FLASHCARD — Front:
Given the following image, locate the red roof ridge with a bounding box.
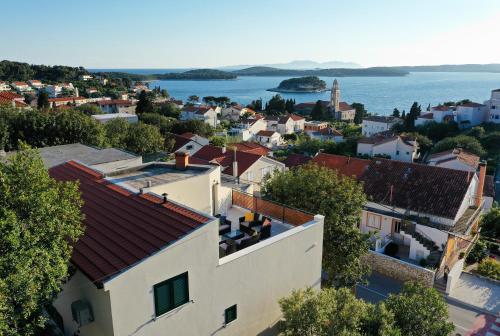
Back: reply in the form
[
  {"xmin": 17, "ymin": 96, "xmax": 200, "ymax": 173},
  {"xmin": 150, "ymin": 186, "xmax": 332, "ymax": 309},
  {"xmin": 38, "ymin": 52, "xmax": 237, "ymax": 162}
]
[{"xmin": 66, "ymin": 160, "xmax": 104, "ymax": 179}]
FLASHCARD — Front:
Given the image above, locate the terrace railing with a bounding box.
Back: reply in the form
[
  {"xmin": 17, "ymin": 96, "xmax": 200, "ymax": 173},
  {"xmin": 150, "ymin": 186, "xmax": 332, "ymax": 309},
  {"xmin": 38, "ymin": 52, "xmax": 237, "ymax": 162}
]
[{"xmin": 231, "ymin": 190, "xmax": 314, "ymax": 226}]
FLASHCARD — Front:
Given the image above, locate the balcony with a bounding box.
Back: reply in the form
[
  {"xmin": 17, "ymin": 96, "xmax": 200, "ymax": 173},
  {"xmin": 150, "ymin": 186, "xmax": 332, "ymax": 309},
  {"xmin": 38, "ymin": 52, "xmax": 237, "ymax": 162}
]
[{"xmin": 218, "ymin": 190, "xmax": 316, "ymax": 258}]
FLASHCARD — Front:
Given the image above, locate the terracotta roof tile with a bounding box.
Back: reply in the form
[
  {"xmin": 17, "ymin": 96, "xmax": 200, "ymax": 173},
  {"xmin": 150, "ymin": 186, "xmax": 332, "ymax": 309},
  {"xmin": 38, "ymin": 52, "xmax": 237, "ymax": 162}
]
[
  {"xmin": 257, "ymin": 130, "xmax": 277, "ymax": 137},
  {"xmin": 231, "ymin": 142, "xmax": 270, "ymax": 156},
  {"xmin": 49, "ymin": 161, "xmax": 208, "ymax": 285},
  {"xmin": 283, "ymin": 154, "xmax": 311, "ymax": 168},
  {"xmin": 193, "ymin": 145, "xmax": 262, "ymax": 176},
  {"xmin": 312, "ymin": 153, "xmax": 370, "ymax": 179}
]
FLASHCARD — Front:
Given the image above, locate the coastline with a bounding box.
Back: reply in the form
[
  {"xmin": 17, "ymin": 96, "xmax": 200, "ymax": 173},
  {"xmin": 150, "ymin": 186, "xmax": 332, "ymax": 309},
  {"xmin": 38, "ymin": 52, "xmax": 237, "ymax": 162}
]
[{"xmin": 267, "ymin": 87, "xmax": 329, "ymax": 93}]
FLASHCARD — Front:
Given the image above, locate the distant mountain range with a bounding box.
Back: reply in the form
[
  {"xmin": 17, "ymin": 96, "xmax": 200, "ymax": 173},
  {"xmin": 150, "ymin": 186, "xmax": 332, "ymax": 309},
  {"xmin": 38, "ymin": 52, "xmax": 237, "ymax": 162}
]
[
  {"xmin": 232, "ymin": 66, "xmax": 408, "ymax": 77},
  {"xmin": 218, "ymin": 60, "xmax": 361, "ymax": 71}
]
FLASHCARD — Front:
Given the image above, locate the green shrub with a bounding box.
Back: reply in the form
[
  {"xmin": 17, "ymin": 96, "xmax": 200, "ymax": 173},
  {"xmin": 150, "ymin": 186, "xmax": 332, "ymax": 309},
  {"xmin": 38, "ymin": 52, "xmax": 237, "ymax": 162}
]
[
  {"xmin": 467, "ymin": 240, "xmax": 489, "ymax": 264},
  {"xmin": 477, "ymin": 258, "xmax": 500, "ymax": 280}
]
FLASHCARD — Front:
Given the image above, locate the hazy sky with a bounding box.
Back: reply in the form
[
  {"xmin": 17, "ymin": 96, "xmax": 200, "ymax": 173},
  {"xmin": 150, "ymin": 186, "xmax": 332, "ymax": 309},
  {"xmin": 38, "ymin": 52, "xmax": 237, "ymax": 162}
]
[{"xmin": 2, "ymin": 0, "xmax": 500, "ymax": 68}]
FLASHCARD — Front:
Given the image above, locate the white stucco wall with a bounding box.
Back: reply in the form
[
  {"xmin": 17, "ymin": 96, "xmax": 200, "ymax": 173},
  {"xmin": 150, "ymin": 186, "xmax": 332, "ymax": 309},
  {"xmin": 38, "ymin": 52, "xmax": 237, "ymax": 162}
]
[{"xmin": 57, "ymin": 213, "xmax": 324, "ymax": 336}]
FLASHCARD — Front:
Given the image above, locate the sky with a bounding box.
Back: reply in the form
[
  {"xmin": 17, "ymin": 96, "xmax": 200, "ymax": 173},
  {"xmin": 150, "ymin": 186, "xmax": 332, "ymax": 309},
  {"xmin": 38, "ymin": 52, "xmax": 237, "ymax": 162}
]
[{"xmin": 2, "ymin": 0, "xmax": 500, "ymax": 68}]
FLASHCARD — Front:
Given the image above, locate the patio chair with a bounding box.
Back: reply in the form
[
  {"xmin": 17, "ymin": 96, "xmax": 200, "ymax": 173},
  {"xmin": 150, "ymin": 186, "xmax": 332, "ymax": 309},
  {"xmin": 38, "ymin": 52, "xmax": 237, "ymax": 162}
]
[
  {"xmin": 219, "ymin": 216, "xmax": 232, "ymax": 235},
  {"xmin": 239, "ymin": 222, "xmax": 256, "ymax": 236},
  {"xmin": 259, "ymin": 223, "xmax": 271, "ymax": 240},
  {"xmin": 219, "ymin": 240, "xmax": 237, "ymax": 257},
  {"xmin": 237, "ymin": 233, "xmax": 261, "ymax": 250}
]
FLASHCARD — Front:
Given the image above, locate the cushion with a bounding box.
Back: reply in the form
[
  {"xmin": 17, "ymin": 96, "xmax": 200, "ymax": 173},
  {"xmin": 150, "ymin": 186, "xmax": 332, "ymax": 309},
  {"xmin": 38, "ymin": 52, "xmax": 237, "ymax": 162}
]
[
  {"xmin": 262, "ymin": 218, "xmax": 272, "ymax": 226},
  {"xmin": 244, "ymin": 212, "xmax": 254, "ymax": 222}
]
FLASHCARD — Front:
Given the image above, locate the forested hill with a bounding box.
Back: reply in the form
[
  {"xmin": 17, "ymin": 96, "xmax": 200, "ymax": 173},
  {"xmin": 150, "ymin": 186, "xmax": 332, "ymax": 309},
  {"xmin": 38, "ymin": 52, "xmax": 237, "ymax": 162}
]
[
  {"xmin": 391, "ymin": 64, "xmax": 500, "ymax": 73},
  {"xmin": 0, "ymin": 60, "xmax": 89, "ymax": 82},
  {"xmin": 233, "ymin": 66, "xmax": 409, "ymax": 77}
]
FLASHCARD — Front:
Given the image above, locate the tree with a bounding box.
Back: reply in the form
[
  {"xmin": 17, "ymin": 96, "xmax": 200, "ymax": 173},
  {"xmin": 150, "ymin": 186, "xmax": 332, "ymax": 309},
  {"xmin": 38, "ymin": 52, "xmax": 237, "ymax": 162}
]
[
  {"xmin": 278, "ymin": 287, "xmax": 400, "ymax": 336},
  {"xmin": 401, "ymin": 132, "xmax": 432, "ymax": 154},
  {"xmin": 170, "ymin": 119, "xmax": 214, "ymax": 138},
  {"xmin": 285, "ymin": 98, "xmax": 295, "ymax": 113},
  {"xmin": 248, "ymin": 98, "xmax": 263, "ymax": 111},
  {"xmin": 466, "ymin": 240, "xmax": 489, "ymax": 264},
  {"xmin": 477, "ymin": 258, "xmax": 500, "ymax": 280},
  {"xmin": 415, "ymin": 121, "xmax": 459, "ymax": 142},
  {"xmin": 352, "ymin": 102, "xmax": 368, "ymax": 125},
  {"xmin": 157, "ymin": 103, "xmax": 181, "ymax": 119},
  {"xmin": 125, "ymin": 122, "xmax": 165, "ymax": 155},
  {"xmin": 188, "ymin": 95, "xmax": 199, "ymax": 104},
  {"xmin": 386, "ymin": 282, "xmax": 454, "ymax": 336},
  {"xmin": 311, "ymin": 100, "xmax": 327, "ymax": 121},
  {"xmin": 50, "ymin": 110, "xmax": 106, "ymax": 147},
  {"xmin": 37, "ymin": 91, "xmax": 49, "ymax": 110},
  {"xmin": 136, "ymin": 90, "xmax": 154, "ymax": 114},
  {"xmin": 432, "ymin": 135, "xmax": 486, "ymax": 156},
  {"xmin": 104, "ymin": 118, "xmax": 130, "ymax": 148},
  {"xmin": 265, "ymin": 94, "xmax": 286, "ymax": 115},
  {"xmin": 403, "ymin": 102, "xmax": 421, "ymax": 130},
  {"xmin": 392, "ymin": 108, "xmax": 400, "ymax": 118},
  {"xmin": 262, "ymin": 164, "xmax": 369, "ymax": 287},
  {"xmin": 0, "ymin": 119, "xmax": 8, "ymax": 151},
  {"xmin": 0, "ymin": 147, "xmax": 83, "ymax": 335},
  {"xmin": 210, "ymin": 136, "xmax": 226, "ymax": 147},
  {"xmin": 139, "ymin": 113, "xmax": 177, "ymax": 135},
  {"xmin": 480, "ymin": 208, "xmax": 500, "ymax": 239}
]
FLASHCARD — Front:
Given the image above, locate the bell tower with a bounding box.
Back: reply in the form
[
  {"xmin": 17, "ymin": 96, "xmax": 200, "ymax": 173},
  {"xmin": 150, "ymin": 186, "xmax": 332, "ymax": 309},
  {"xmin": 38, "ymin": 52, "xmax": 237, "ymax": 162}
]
[{"xmin": 330, "ymin": 79, "xmax": 340, "ymax": 112}]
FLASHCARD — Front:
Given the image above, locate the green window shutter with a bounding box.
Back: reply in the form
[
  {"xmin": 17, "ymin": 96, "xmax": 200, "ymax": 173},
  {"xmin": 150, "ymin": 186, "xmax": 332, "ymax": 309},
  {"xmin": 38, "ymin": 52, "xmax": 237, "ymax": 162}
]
[
  {"xmin": 172, "ymin": 275, "xmax": 188, "ymax": 307},
  {"xmin": 154, "ymin": 272, "xmax": 189, "ymax": 317},
  {"xmin": 154, "ymin": 283, "xmax": 171, "ymax": 316},
  {"xmin": 225, "ymin": 304, "xmax": 237, "ymax": 324}
]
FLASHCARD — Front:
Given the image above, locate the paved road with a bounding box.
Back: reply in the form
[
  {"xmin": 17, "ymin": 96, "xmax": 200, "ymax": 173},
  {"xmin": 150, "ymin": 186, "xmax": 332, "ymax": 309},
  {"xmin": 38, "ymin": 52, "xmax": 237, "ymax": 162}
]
[{"xmin": 355, "ymin": 272, "xmax": 499, "ymax": 335}]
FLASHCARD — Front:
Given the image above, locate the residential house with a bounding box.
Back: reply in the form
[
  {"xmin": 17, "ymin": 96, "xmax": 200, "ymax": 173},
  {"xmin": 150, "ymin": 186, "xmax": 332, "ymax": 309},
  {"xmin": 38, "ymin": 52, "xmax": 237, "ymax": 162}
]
[
  {"xmin": 44, "ymin": 84, "xmax": 63, "ymax": 98},
  {"xmin": 256, "ymin": 130, "xmax": 282, "ymax": 148},
  {"xmin": 361, "ymin": 116, "xmax": 401, "ymax": 137},
  {"xmin": 172, "ymin": 133, "xmax": 210, "ymax": 156},
  {"xmin": 307, "ymin": 127, "xmax": 344, "ymax": 143},
  {"xmin": 229, "ymin": 116, "xmax": 267, "ymax": 141},
  {"xmin": 50, "ymin": 158, "xmax": 323, "ymax": 336},
  {"xmin": 193, "ymin": 145, "xmax": 285, "ymax": 190},
  {"xmin": 79, "ymin": 74, "xmax": 93, "ymax": 81},
  {"xmin": 28, "ymin": 79, "xmax": 43, "ymax": 89},
  {"xmin": 277, "ymin": 114, "xmax": 305, "ymax": 134},
  {"xmin": 97, "ymin": 99, "xmax": 136, "ymax": 114},
  {"xmin": 486, "ymin": 89, "xmax": 500, "ymax": 123},
  {"xmin": 428, "ymin": 148, "xmax": 479, "ymax": 173},
  {"xmin": 180, "ymin": 105, "xmax": 220, "ymax": 127},
  {"xmin": 91, "ymin": 113, "xmax": 139, "ymax": 124},
  {"xmin": 11, "ymin": 81, "xmax": 31, "ymax": 92},
  {"xmin": 312, "ymin": 153, "xmax": 486, "ymax": 290},
  {"xmin": 86, "ymin": 88, "xmax": 98, "ymax": 95},
  {"xmin": 304, "ymin": 121, "xmax": 328, "ymax": 132},
  {"xmin": 230, "ymin": 142, "xmax": 271, "ymax": 156},
  {"xmin": 0, "ymin": 91, "xmax": 29, "ymax": 108},
  {"xmin": 415, "ymin": 105, "xmax": 455, "ymax": 127},
  {"xmin": 48, "ymin": 96, "xmax": 87, "ymax": 108},
  {"xmin": 38, "ymin": 143, "xmax": 142, "ymax": 173},
  {"xmin": 455, "ymin": 102, "xmax": 488, "ymax": 128},
  {"xmin": 357, "ymin": 132, "xmax": 419, "ymax": 162},
  {"xmin": 169, "ymin": 99, "xmax": 184, "ymax": 109},
  {"xmin": 0, "ymin": 81, "xmax": 11, "ymax": 91},
  {"xmin": 221, "ymin": 105, "xmax": 255, "ymax": 121}
]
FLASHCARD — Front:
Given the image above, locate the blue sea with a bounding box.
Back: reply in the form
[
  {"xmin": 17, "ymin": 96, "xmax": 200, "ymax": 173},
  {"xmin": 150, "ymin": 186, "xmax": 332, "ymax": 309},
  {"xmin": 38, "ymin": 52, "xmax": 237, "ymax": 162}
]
[{"xmin": 90, "ymin": 70, "xmax": 500, "ymax": 114}]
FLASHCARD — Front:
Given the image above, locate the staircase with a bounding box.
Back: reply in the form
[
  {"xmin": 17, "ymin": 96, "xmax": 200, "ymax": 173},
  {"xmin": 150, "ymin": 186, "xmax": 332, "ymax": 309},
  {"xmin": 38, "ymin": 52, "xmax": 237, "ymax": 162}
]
[
  {"xmin": 433, "ymin": 277, "xmax": 447, "ymax": 294},
  {"xmin": 409, "ymin": 230, "xmax": 439, "ymax": 252}
]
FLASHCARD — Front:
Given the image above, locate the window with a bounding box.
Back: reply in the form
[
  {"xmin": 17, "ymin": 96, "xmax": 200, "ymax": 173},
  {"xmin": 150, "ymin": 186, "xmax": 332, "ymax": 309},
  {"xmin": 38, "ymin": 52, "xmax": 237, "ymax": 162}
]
[
  {"xmin": 366, "ymin": 212, "xmax": 382, "ymax": 229},
  {"xmin": 392, "ymin": 219, "xmax": 401, "ymax": 233},
  {"xmin": 247, "ymin": 171, "xmax": 254, "ymax": 181},
  {"xmin": 396, "ymin": 150, "xmax": 400, "ymax": 155},
  {"xmin": 186, "ymin": 145, "xmax": 193, "ymax": 150},
  {"xmin": 154, "ymin": 272, "xmax": 189, "ymax": 316},
  {"xmin": 225, "ymin": 305, "xmax": 237, "ymax": 325},
  {"xmin": 406, "ymin": 152, "xmax": 410, "ymax": 155}
]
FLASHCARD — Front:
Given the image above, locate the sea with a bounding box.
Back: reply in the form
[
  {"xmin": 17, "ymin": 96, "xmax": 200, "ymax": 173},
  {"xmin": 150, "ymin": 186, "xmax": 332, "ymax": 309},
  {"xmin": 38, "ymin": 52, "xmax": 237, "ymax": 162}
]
[{"xmin": 90, "ymin": 70, "xmax": 500, "ymax": 114}]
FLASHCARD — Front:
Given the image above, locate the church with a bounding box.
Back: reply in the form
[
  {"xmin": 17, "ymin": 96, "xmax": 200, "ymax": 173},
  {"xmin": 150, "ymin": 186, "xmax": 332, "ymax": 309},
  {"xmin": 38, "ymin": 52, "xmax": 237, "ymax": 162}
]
[
  {"xmin": 328, "ymin": 79, "xmax": 356, "ymax": 122},
  {"xmin": 293, "ymin": 79, "xmax": 356, "ymax": 122}
]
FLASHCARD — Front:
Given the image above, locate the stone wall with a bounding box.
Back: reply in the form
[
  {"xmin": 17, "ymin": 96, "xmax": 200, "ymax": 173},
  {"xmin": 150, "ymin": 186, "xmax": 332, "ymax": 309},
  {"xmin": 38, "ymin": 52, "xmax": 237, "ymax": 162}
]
[{"xmin": 364, "ymin": 250, "xmax": 435, "ymax": 287}]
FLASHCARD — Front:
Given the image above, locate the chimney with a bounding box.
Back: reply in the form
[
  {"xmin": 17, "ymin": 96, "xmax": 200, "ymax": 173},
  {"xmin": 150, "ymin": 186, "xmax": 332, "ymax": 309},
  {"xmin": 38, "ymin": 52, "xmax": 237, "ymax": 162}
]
[
  {"xmin": 175, "ymin": 151, "xmax": 189, "ymax": 170},
  {"xmin": 232, "ymin": 147, "xmax": 238, "ymax": 178},
  {"xmin": 162, "ymin": 193, "xmax": 168, "ymax": 204},
  {"xmin": 221, "ymin": 146, "xmax": 226, "ymax": 154},
  {"xmin": 475, "ymin": 161, "xmax": 487, "ymax": 207}
]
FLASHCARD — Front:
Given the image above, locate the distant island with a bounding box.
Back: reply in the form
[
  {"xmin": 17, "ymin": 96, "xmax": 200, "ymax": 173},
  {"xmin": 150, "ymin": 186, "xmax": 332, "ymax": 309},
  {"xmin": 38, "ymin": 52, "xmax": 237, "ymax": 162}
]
[
  {"xmin": 94, "ymin": 68, "xmax": 237, "ymax": 81},
  {"xmin": 232, "ymin": 66, "xmax": 409, "ymax": 77},
  {"xmin": 268, "ymin": 76, "xmax": 328, "ymax": 93}
]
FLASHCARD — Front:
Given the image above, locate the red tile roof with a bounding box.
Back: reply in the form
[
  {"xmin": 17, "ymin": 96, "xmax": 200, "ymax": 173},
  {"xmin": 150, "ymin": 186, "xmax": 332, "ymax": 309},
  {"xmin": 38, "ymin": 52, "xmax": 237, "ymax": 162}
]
[
  {"xmin": 48, "ymin": 97, "xmax": 87, "ymax": 103},
  {"xmin": 13, "ymin": 81, "xmax": 28, "ymax": 86},
  {"xmin": 180, "ymin": 132, "xmax": 195, "ymax": 139},
  {"xmin": 183, "ymin": 105, "xmax": 211, "ymax": 114},
  {"xmin": 312, "ymin": 153, "xmax": 473, "ymax": 219},
  {"xmin": 430, "ymin": 148, "xmax": 480, "ymax": 169},
  {"xmin": 419, "ymin": 113, "xmax": 434, "ymax": 119},
  {"xmin": 312, "ymin": 153, "xmax": 370, "ymax": 179},
  {"xmin": 193, "ymin": 145, "xmax": 263, "ymax": 176},
  {"xmin": 0, "ymin": 91, "xmax": 23, "ymax": 100},
  {"xmin": 290, "ymin": 113, "xmax": 305, "ymax": 121},
  {"xmin": 294, "ymin": 102, "xmax": 316, "ymax": 110},
  {"xmin": 0, "ymin": 97, "xmax": 27, "ymax": 107},
  {"xmin": 231, "ymin": 142, "xmax": 271, "ymax": 156},
  {"xmin": 283, "ymin": 154, "xmax": 311, "ymax": 168},
  {"xmin": 49, "ymin": 161, "xmax": 209, "ymax": 285},
  {"xmin": 459, "ymin": 102, "xmax": 485, "ymax": 108},
  {"xmin": 172, "ymin": 134, "xmax": 193, "ymax": 152},
  {"xmin": 338, "ymin": 102, "xmax": 353, "ymax": 111}
]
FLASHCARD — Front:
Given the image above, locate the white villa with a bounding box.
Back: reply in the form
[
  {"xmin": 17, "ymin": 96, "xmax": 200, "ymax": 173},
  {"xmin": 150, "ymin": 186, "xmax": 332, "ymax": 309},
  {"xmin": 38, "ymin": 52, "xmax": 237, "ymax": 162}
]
[
  {"xmin": 357, "ymin": 132, "xmax": 419, "ymax": 162},
  {"xmin": 50, "ymin": 155, "xmax": 323, "ymax": 336},
  {"xmin": 180, "ymin": 105, "xmax": 220, "ymax": 127},
  {"xmin": 256, "ymin": 130, "xmax": 282, "ymax": 148},
  {"xmin": 361, "ymin": 116, "xmax": 401, "ymax": 137},
  {"xmin": 485, "ymin": 88, "xmax": 500, "ymax": 123}
]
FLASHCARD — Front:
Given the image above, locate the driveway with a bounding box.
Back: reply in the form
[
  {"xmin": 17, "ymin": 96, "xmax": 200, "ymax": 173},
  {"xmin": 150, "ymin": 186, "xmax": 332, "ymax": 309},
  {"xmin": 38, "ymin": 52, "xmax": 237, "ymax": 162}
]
[{"xmin": 450, "ymin": 272, "xmax": 500, "ymax": 315}]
